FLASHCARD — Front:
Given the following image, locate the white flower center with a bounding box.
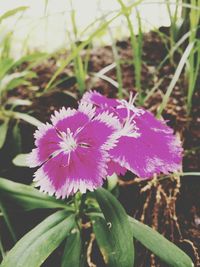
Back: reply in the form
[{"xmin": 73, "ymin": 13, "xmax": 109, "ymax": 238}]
[{"xmin": 59, "ymin": 128, "xmax": 77, "ymax": 153}]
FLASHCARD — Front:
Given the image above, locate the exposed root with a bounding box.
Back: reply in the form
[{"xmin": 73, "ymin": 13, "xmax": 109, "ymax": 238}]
[
  {"xmin": 180, "ymin": 239, "xmax": 200, "ymax": 267},
  {"xmin": 87, "ymin": 233, "xmax": 96, "ymax": 267},
  {"xmin": 137, "ymin": 174, "xmax": 184, "ymax": 266},
  {"xmin": 118, "ymin": 177, "xmax": 141, "ymax": 186},
  {"xmin": 150, "ymin": 253, "xmax": 156, "ymax": 267}
]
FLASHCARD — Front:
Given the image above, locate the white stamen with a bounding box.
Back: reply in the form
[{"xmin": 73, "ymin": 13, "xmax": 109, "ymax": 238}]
[
  {"xmin": 115, "ymin": 93, "xmax": 145, "ymax": 138},
  {"xmin": 59, "ymin": 128, "xmax": 77, "ymax": 153},
  {"xmin": 117, "ymin": 92, "xmax": 144, "ymax": 117}
]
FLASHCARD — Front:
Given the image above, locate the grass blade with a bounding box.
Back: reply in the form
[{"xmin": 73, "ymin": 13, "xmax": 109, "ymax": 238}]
[
  {"xmin": 1, "ymin": 212, "xmax": 75, "ymax": 267},
  {"xmin": 0, "ymin": 200, "xmax": 17, "ymax": 243},
  {"xmin": 0, "ymin": 6, "xmax": 28, "ymax": 24},
  {"xmin": 61, "ymin": 229, "xmax": 82, "ymax": 267},
  {"xmin": 94, "ymin": 188, "xmax": 134, "ymax": 267},
  {"xmin": 0, "ymin": 178, "xmax": 72, "ymax": 211},
  {"xmin": 0, "ymin": 119, "xmax": 9, "ymax": 150},
  {"xmin": 129, "ymin": 216, "xmax": 194, "ymax": 267},
  {"xmin": 157, "ymin": 42, "xmax": 194, "ymax": 118}
]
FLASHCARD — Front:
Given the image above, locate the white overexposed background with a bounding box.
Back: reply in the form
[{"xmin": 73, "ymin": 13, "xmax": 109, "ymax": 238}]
[{"xmin": 0, "ymin": 0, "xmax": 179, "ymax": 58}]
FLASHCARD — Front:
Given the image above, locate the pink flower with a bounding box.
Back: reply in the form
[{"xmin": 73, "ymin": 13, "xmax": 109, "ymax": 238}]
[
  {"xmin": 27, "ymin": 102, "xmax": 122, "ymax": 198},
  {"xmin": 81, "ymin": 90, "xmax": 183, "ymax": 178},
  {"xmin": 28, "ymin": 90, "xmax": 182, "ymax": 198}
]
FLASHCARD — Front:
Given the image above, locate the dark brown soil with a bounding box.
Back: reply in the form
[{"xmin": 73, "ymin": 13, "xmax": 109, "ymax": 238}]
[{"xmin": 1, "ymin": 30, "xmax": 200, "ymax": 267}]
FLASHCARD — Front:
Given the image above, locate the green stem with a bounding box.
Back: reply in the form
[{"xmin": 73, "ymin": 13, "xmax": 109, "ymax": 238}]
[
  {"xmin": 79, "ymin": 193, "xmax": 87, "ymax": 215},
  {"xmin": 0, "ymin": 200, "xmax": 17, "ymax": 243},
  {"xmin": 117, "ymin": 0, "xmax": 142, "ymax": 103},
  {"xmin": 0, "ymin": 232, "xmax": 5, "ymax": 259}
]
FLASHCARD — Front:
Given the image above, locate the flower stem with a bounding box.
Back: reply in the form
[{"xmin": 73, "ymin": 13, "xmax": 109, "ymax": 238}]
[
  {"xmin": 0, "ymin": 232, "xmax": 5, "ymax": 259},
  {"xmin": 0, "ymin": 201, "xmax": 17, "ymax": 243}
]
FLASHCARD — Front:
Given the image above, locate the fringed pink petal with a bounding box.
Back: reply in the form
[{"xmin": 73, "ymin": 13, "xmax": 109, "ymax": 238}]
[
  {"xmin": 81, "ymin": 90, "xmax": 119, "ymax": 108},
  {"xmin": 51, "ymin": 107, "xmax": 90, "ymax": 134},
  {"xmin": 34, "ymin": 147, "xmax": 108, "ymax": 198},
  {"xmin": 50, "ymin": 107, "xmax": 76, "ymax": 125},
  {"xmin": 109, "ymin": 110, "xmax": 183, "ymax": 178},
  {"xmin": 107, "ymin": 160, "xmax": 127, "ymax": 176},
  {"xmin": 77, "ymin": 111, "xmax": 121, "ymax": 150},
  {"xmin": 28, "ymin": 123, "xmax": 61, "ymax": 167}
]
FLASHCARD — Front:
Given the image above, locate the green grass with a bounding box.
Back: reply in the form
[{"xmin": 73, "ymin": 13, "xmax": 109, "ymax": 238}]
[
  {"xmin": 0, "ymin": 201, "xmax": 17, "ymax": 243},
  {"xmin": 44, "ymin": 0, "xmax": 144, "ymax": 93},
  {"xmin": 108, "ymin": 28, "xmax": 123, "ymax": 98},
  {"xmin": 163, "ymin": 0, "xmax": 200, "ymax": 113},
  {"xmin": 157, "ymin": 42, "xmax": 194, "ymax": 118},
  {"xmin": 69, "ymin": 1, "xmax": 87, "ymax": 94},
  {"xmin": 165, "ymin": 0, "xmax": 180, "ymax": 63},
  {"xmin": 116, "ymin": 0, "xmax": 143, "ymax": 103},
  {"xmin": 186, "ymin": 0, "xmax": 200, "ymax": 112}
]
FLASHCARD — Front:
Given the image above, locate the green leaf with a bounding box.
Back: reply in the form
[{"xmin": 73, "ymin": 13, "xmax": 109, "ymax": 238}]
[
  {"xmin": 0, "ymin": 120, "xmax": 9, "ymax": 149},
  {"xmin": 44, "ymin": 0, "xmax": 144, "ymax": 92},
  {"xmin": 61, "ymin": 229, "xmax": 82, "ymax": 267},
  {"xmin": 107, "ymin": 173, "xmax": 118, "ymax": 192},
  {"xmin": 0, "ymin": 58, "xmax": 14, "ymax": 79},
  {"xmin": 94, "ymin": 188, "xmax": 134, "ymax": 267},
  {"xmin": 0, "ymin": 178, "xmax": 72, "ymax": 211},
  {"xmin": 1, "ymin": 211, "xmax": 75, "ymax": 267},
  {"xmin": 0, "ymin": 200, "xmax": 17, "ymax": 243},
  {"xmin": 0, "ymin": 6, "xmax": 28, "ymax": 24},
  {"xmin": 13, "ymin": 52, "xmax": 48, "ymax": 69},
  {"xmin": 0, "ymin": 71, "xmax": 36, "ymax": 93},
  {"xmin": 157, "ymin": 42, "xmax": 194, "ymax": 117},
  {"xmin": 92, "ymin": 216, "xmax": 120, "ymax": 266},
  {"xmin": 7, "ymin": 98, "xmax": 32, "ymax": 107},
  {"xmin": 12, "ymin": 154, "xmax": 28, "ymax": 167},
  {"xmin": 129, "ymin": 217, "xmax": 194, "ymax": 267},
  {"xmin": 11, "ymin": 122, "xmax": 22, "ymax": 155},
  {"xmin": 12, "ymin": 112, "xmax": 42, "ymax": 127}
]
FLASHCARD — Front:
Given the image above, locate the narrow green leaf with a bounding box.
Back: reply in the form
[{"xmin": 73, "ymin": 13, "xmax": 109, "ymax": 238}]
[
  {"xmin": 12, "ymin": 154, "xmax": 28, "ymax": 167},
  {"xmin": 0, "ymin": 6, "xmax": 28, "ymax": 24},
  {"xmin": 94, "ymin": 188, "xmax": 134, "ymax": 267},
  {"xmin": 12, "ymin": 112, "xmax": 42, "ymax": 127},
  {"xmin": 0, "ymin": 58, "xmax": 14, "ymax": 79},
  {"xmin": 44, "ymin": 0, "xmax": 144, "ymax": 92},
  {"xmin": 0, "ymin": 71, "xmax": 36, "ymax": 93},
  {"xmin": 0, "ymin": 178, "xmax": 72, "ymax": 210},
  {"xmin": 0, "ymin": 120, "xmax": 9, "ymax": 149},
  {"xmin": 13, "ymin": 52, "xmax": 48, "ymax": 69},
  {"xmin": 129, "ymin": 217, "xmax": 194, "ymax": 267},
  {"xmin": 7, "ymin": 98, "xmax": 32, "ymax": 107},
  {"xmin": 0, "ymin": 200, "xmax": 17, "ymax": 243},
  {"xmin": 12, "ymin": 122, "xmax": 22, "ymax": 155},
  {"xmin": 92, "ymin": 216, "xmax": 120, "ymax": 266},
  {"xmin": 0, "ymin": 231, "xmax": 5, "ymax": 259},
  {"xmin": 157, "ymin": 42, "xmax": 194, "ymax": 117},
  {"xmin": 61, "ymin": 229, "xmax": 82, "ymax": 267},
  {"xmin": 107, "ymin": 173, "xmax": 118, "ymax": 191},
  {"xmin": 1, "ymin": 211, "xmax": 75, "ymax": 267}
]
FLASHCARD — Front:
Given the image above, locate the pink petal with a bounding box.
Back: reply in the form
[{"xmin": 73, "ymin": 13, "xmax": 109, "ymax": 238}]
[
  {"xmin": 27, "ymin": 123, "xmax": 61, "ymax": 167},
  {"xmin": 82, "ymin": 90, "xmax": 119, "ymax": 108},
  {"xmin": 51, "ymin": 106, "xmax": 91, "ymax": 133},
  {"xmin": 107, "ymin": 160, "xmax": 127, "ymax": 176},
  {"xmin": 34, "ymin": 146, "xmax": 108, "ymax": 198},
  {"xmin": 109, "ymin": 110, "xmax": 182, "ymax": 178},
  {"xmin": 77, "ymin": 111, "xmax": 121, "ymax": 150},
  {"xmin": 29, "ymin": 103, "xmax": 122, "ymax": 198}
]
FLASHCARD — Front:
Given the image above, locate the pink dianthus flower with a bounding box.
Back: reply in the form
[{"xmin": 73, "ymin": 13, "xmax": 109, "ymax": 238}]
[
  {"xmin": 81, "ymin": 90, "xmax": 183, "ymax": 178},
  {"xmin": 28, "ymin": 91, "xmax": 182, "ymax": 198},
  {"xmin": 27, "ymin": 102, "xmax": 123, "ymax": 198}
]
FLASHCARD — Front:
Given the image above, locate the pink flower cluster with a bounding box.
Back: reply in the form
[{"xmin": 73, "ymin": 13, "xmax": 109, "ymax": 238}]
[{"xmin": 27, "ymin": 91, "xmax": 182, "ymax": 198}]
